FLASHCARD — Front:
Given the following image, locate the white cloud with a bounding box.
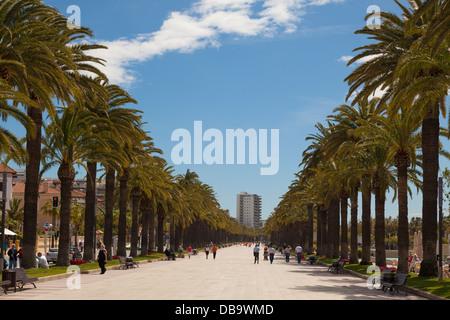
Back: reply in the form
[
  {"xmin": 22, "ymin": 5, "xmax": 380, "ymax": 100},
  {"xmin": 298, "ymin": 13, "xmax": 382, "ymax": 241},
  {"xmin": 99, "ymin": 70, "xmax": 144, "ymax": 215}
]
[
  {"xmin": 91, "ymin": 0, "xmax": 348, "ymax": 87},
  {"xmin": 338, "ymin": 54, "xmax": 383, "ymax": 65}
]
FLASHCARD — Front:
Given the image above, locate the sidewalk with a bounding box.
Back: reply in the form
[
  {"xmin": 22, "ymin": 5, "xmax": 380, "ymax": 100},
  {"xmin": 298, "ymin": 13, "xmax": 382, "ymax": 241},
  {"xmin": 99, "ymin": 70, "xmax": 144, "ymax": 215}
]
[{"xmin": 0, "ymin": 245, "xmax": 428, "ymax": 300}]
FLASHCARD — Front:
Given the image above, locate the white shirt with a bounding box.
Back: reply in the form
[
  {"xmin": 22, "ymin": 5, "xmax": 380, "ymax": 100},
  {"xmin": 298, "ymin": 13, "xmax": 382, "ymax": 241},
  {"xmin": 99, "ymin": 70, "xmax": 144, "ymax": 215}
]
[
  {"xmin": 38, "ymin": 255, "xmax": 49, "ymax": 269},
  {"xmin": 295, "ymin": 246, "xmax": 303, "ymax": 253},
  {"xmin": 268, "ymin": 247, "xmax": 276, "ymax": 254}
]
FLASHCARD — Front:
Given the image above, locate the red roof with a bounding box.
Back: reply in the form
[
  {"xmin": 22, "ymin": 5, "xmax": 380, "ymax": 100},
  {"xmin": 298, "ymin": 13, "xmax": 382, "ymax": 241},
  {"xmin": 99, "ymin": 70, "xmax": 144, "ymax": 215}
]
[{"xmin": 0, "ymin": 164, "xmax": 17, "ymax": 178}]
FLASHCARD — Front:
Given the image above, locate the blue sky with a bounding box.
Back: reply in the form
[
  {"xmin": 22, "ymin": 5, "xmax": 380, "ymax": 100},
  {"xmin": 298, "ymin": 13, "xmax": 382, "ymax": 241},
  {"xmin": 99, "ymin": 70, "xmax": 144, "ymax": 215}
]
[{"xmin": 11, "ymin": 0, "xmax": 449, "ymax": 221}]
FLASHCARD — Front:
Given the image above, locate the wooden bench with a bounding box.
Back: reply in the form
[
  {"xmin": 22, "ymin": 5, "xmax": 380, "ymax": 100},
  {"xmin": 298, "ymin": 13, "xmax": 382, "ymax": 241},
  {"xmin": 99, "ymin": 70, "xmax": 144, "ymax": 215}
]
[
  {"xmin": 126, "ymin": 257, "xmax": 139, "ymax": 268},
  {"xmin": 0, "ymin": 280, "xmax": 11, "ymax": 294},
  {"xmin": 15, "ymin": 268, "xmax": 38, "ymax": 290}
]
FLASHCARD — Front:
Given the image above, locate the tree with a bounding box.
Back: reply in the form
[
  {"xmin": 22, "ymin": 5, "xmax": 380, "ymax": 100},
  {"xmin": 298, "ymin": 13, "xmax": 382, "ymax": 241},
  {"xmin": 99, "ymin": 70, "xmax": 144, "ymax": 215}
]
[{"xmin": 41, "ymin": 108, "xmax": 109, "ymax": 266}]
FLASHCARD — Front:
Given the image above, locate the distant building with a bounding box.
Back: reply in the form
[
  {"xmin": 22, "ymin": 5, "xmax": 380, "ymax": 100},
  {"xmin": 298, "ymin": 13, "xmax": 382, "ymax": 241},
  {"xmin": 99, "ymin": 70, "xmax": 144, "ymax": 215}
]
[{"xmin": 236, "ymin": 192, "xmax": 262, "ymax": 228}]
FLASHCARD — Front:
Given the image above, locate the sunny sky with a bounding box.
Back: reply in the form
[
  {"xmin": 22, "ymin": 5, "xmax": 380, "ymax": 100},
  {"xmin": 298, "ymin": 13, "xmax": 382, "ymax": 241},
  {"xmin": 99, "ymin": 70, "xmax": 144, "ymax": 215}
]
[{"xmin": 10, "ymin": 0, "xmax": 449, "ymax": 221}]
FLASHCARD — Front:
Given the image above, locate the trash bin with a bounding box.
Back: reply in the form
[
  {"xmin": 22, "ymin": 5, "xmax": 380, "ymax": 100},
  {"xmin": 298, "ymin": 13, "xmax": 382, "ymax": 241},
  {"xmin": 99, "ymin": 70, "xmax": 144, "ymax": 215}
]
[{"xmin": 2, "ymin": 269, "xmax": 16, "ymax": 293}]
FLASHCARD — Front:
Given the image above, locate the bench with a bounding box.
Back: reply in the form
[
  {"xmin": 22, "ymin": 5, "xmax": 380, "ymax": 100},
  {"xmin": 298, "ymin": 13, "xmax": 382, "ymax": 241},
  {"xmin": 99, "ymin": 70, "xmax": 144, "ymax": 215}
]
[
  {"xmin": 164, "ymin": 250, "xmax": 176, "ymax": 261},
  {"xmin": 15, "ymin": 268, "xmax": 38, "ymax": 290},
  {"xmin": 307, "ymin": 256, "xmax": 318, "ymax": 264},
  {"xmin": 328, "ymin": 260, "xmax": 345, "ymax": 273},
  {"xmin": 0, "ymin": 280, "xmax": 11, "ymax": 294},
  {"xmin": 382, "ymin": 273, "xmax": 410, "ymax": 295},
  {"xmin": 126, "ymin": 257, "xmax": 139, "ymax": 268},
  {"xmin": 118, "ymin": 256, "xmax": 139, "ymax": 269}
]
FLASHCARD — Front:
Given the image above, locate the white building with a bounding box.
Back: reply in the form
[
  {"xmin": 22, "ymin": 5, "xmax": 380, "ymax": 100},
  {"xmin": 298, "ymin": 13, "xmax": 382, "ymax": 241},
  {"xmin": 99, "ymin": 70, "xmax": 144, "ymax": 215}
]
[{"xmin": 236, "ymin": 192, "xmax": 262, "ymax": 228}]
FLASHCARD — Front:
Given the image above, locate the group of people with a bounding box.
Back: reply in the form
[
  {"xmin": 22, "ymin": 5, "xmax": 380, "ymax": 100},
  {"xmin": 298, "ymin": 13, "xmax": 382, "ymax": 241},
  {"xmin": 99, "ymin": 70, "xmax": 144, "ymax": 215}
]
[
  {"xmin": 252, "ymin": 243, "xmax": 303, "ymax": 264},
  {"xmin": 2, "ymin": 244, "xmax": 50, "ymax": 270}
]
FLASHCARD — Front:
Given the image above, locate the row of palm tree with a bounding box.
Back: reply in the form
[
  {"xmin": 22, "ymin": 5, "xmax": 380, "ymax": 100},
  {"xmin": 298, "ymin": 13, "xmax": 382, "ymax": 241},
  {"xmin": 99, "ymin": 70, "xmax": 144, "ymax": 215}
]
[
  {"xmin": 265, "ymin": 0, "xmax": 448, "ymax": 277},
  {"xmin": 0, "ymin": 0, "xmax": 254, "ymax": 268}
]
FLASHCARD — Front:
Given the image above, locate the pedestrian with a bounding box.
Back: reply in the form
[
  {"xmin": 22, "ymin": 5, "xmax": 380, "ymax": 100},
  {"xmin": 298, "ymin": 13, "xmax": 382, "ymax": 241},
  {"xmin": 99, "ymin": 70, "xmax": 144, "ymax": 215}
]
[
  {"xmin": 268, "ymin": 246, "xmax": 276, "ymax": 264},
  {"xmin": 79, "ymin": 241, "xmax": 83, "ymax": 252},
  {"xmin": 7, "ymin": 244, "xmax": 18, "ymax": 269},
  {"xmin": 285, "ymin": 245, "xmax": 291, "ymax": 262},
  {"xmin": 253, "ymin": 244, "xmax": 260, "ymax": 264},
  {"xmin": 295, "ymin": 244, "xmax": 303, "ymax": 264},
  {"xmin": 205, "ymin": 245, "xmax": 210, "ymax": 259},
  {"xmin": 97, "ymin": 243, "xmax": 107, "ymax": 274},
  {"xmin": 212, "ymin": 245, "xmax": 218, "ymax": 259},
  {"xmin": 17, "ymin": 247, "xmax": 22, "ymax": 268},
  {"xmin": 187, "ymin": 245, "xmax": 192, "ymax": 259},
  {"xmin": 37, "ymin": 252, "xmax": 49, "ymax": 269},
  {"xmin": 263, "ymin": 246, "xmax": 268, "ymax": 260}
]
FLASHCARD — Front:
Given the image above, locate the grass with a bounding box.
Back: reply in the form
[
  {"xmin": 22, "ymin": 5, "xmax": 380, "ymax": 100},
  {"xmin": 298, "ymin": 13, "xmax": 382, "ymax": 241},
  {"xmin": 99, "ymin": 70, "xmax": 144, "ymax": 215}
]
[
  {"xmin": 24, "ymin": 252, "xmax": 166, "ymax": 278},
  {"xmin": 314, "ymin": 256, "xmax": 450, "ymax": 300}
]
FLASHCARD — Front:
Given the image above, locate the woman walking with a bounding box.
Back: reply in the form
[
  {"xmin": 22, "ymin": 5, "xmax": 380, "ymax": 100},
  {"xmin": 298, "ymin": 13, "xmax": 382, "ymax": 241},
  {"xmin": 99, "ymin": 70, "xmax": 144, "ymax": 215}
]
[
  {"xmin": 97, "ymin": 244, "xmax": 107, "ymax": 274},
  {"xmin": 205, "ymin": 245, "xmax": 210, "ymax": 259}
]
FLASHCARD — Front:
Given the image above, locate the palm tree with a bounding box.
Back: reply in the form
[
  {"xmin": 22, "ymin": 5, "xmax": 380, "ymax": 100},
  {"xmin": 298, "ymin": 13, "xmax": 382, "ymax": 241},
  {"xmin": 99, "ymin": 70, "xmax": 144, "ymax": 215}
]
[
  {"xmin": 0, "ymin": 0, "xmax": 107, "ymax": 268},
  {"xmin": 41, "ymin": 107, "xmax": 109, "ymax": 266},
  {"xmin": 369, "ymin": 107, "xmax": 422, "ymax": 273},
  {"xmin": 346, "ymin": 0, "xmax": 448, "ymax": 276}
]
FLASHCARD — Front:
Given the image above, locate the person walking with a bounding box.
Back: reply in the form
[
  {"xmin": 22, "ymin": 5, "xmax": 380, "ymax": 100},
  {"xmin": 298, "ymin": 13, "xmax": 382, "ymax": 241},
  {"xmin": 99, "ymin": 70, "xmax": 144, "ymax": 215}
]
[
  {"xmin": 212, "ymin": 245, "xmax": 218, "ymax": 259},
  {"xmin": 268, "ymin": 246, "xmax": 276, "ymax": 264},
  {"xmin": 187, "ymin": 245, "xmax": 193, "ymax": 259},
  {"xmin": 205, "ymin": 245, "xmax": 210, "ymax": 259},
  {"xmin": 295, "ymin": 244, "xmax": 303, "ymax": 264},
  {"xmin": 285, "ymin": 245, "xmax": 291, "ymax": 262},
  {"xmin": 7, "ymin": 244, "xmax": 18, "ymax": 269},
  {"xmin": 97, "ymin": 243, "xmax": 107, "ymax": 274},
  {"xmin": 253, "ymin": 244, "xmax": 260, "ymax": 264}
]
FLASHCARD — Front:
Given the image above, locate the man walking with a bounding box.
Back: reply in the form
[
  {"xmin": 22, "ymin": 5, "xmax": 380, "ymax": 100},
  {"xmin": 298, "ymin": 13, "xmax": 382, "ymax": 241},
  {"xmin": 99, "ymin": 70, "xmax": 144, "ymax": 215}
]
[
  {"xmin": 253, "ymin": 244, "xmax": 260, "ymax": 264},
  {"xmin": 295, "ymin": 244, "xmax": 303, "ymax": 264},
  {"xmin": 268, "ymin": 246, "xmax": 276, "ymax": 264}
]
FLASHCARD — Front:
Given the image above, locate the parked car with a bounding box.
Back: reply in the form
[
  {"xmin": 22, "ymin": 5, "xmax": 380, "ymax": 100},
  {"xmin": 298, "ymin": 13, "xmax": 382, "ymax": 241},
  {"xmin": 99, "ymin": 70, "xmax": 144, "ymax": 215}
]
[
  {"xmin": 46, "ymin": 247, "xmax": 83, "ymax": 263},
  {"xmin": 46, "ymin": 248, "xmax": 58, "ymax": 263}
]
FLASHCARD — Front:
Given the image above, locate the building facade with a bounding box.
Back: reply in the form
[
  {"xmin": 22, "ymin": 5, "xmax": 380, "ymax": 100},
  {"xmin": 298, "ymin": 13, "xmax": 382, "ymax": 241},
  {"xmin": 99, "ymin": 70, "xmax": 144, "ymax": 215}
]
[{"xmin": 236, "ymin": 192, "xmax": 262, "ymax": 228}]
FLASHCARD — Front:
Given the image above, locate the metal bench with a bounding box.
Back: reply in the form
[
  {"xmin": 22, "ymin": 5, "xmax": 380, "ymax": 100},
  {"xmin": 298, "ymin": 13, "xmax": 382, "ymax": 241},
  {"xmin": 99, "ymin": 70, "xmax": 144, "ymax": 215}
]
[
  {"xmin": 15, "ymin": 268, "xmax": 38, "ymax": 290},
  {"xmin": 0, "ymin": 280, "xmax": 11, "ymax": 294},
  {"xmin": 382, "ymin": 273, "xmax": 410, "ymax": 295}
]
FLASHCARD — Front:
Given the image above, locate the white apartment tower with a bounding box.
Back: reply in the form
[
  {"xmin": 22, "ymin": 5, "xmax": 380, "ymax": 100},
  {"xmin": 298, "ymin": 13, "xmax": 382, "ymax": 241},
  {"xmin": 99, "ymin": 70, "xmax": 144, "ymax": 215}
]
[{"xmin": 236, "ymin": 192, "xmax": 262, "ymax": 228}]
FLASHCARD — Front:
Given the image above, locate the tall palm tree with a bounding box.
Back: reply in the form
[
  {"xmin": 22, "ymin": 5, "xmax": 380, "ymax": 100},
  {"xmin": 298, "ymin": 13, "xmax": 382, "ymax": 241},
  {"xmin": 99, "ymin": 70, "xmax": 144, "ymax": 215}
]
[
  {"xmin": 41, "ymin": 107, "xmax": 109, "ymax": 266},
  {"xmin": 0, "ymin": 0, "xmax": 107, "ymax": 268},
  {"xmin": 345, "ymin": 0, "xmax": 448, "ymax": 276}
]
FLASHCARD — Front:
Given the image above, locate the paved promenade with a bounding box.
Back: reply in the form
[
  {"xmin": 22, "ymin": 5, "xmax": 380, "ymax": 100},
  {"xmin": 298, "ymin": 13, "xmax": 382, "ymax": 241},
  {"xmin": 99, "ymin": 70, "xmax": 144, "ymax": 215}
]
[{"xmin": 1, "ymin": 245, "xmax": 426, "ymax": 300}]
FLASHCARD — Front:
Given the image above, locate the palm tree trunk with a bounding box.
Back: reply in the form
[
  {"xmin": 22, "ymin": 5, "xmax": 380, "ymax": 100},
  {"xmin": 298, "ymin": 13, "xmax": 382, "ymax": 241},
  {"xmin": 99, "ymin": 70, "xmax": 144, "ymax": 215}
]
[
  {"xmin": 157, "ymin": 206, "xmax": 165, "ymax": 253},
  {"xmin": 140, "ymin": 194, "xmax": 150, "ymax": 256},
  {"xmin": 83, "ymin": 161, "xmax": 97, "ymax": 261},
  {"xmin": 148, "ymin": 204, "xmax": 156, "ymax": 252},
  {"xmin": 374, "ymin": 187, "xmax": 386, "ymax": 267},
  {"xmin": 420, "ymin": 107, "xmax": 439, "ymax": 277},
  {"xmin": 350, "ymin": 185, "xmax": 359, "ymax": 264},
  {"xmin": 397, "ymin": 165, "xmax": 409, "ymax": 273},
  {"xmin": 130, "ymin": 187, "xmax": 141, "ymax": 257},
  {"xmin": 22, "ymin": 104, "xmax": 42, "ymax": 269},
  {"xmin": 103, "ymin": 166, "xmax": 115, "ymax": 259},
  {"xmin": 360, "ymin": 183, "xmax": 371, "ymax": 265},
  {"xmin": 117, "ymin": 168, "xmax": 129, "ymax": 257},
  {"xmin": 340, "ymin": 194, "xmax": 349, "ymax": 260},
  {"xmin": 307, "ymin": 204, "xmax": 314, "ymax": 253},
  {"xmin": 320, "ymin": 206, "xmax": 328, "ymax": 256},
  {"xmin": 56, "ymin": 163, "xmax": 75, "ymax": 267},
  {"xmin": 316, "ymin": 206, "xmax": 322, "ymax": 255}
]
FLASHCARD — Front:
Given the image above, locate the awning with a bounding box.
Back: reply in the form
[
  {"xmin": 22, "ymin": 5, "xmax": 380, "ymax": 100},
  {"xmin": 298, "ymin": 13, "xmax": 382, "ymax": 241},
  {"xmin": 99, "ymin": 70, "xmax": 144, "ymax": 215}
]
[{"xmin": 0, "ymin": 228, "xmax": 17, "ymax": 236}]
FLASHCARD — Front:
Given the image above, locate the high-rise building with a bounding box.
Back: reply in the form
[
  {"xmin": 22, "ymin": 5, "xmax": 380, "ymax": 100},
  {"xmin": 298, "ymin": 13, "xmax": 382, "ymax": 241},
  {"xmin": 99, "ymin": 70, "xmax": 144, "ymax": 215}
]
[{"xmin": 236, "ymin": 192, "xmax": 262, "ymax": 228}]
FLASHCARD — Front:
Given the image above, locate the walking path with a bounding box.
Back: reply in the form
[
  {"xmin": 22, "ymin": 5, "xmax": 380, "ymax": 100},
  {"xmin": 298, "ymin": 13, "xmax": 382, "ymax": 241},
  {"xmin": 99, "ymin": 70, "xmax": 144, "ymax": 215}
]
[{"xmin": 1, "ymin": 245, "xmax": 427, "ymax": 300}]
